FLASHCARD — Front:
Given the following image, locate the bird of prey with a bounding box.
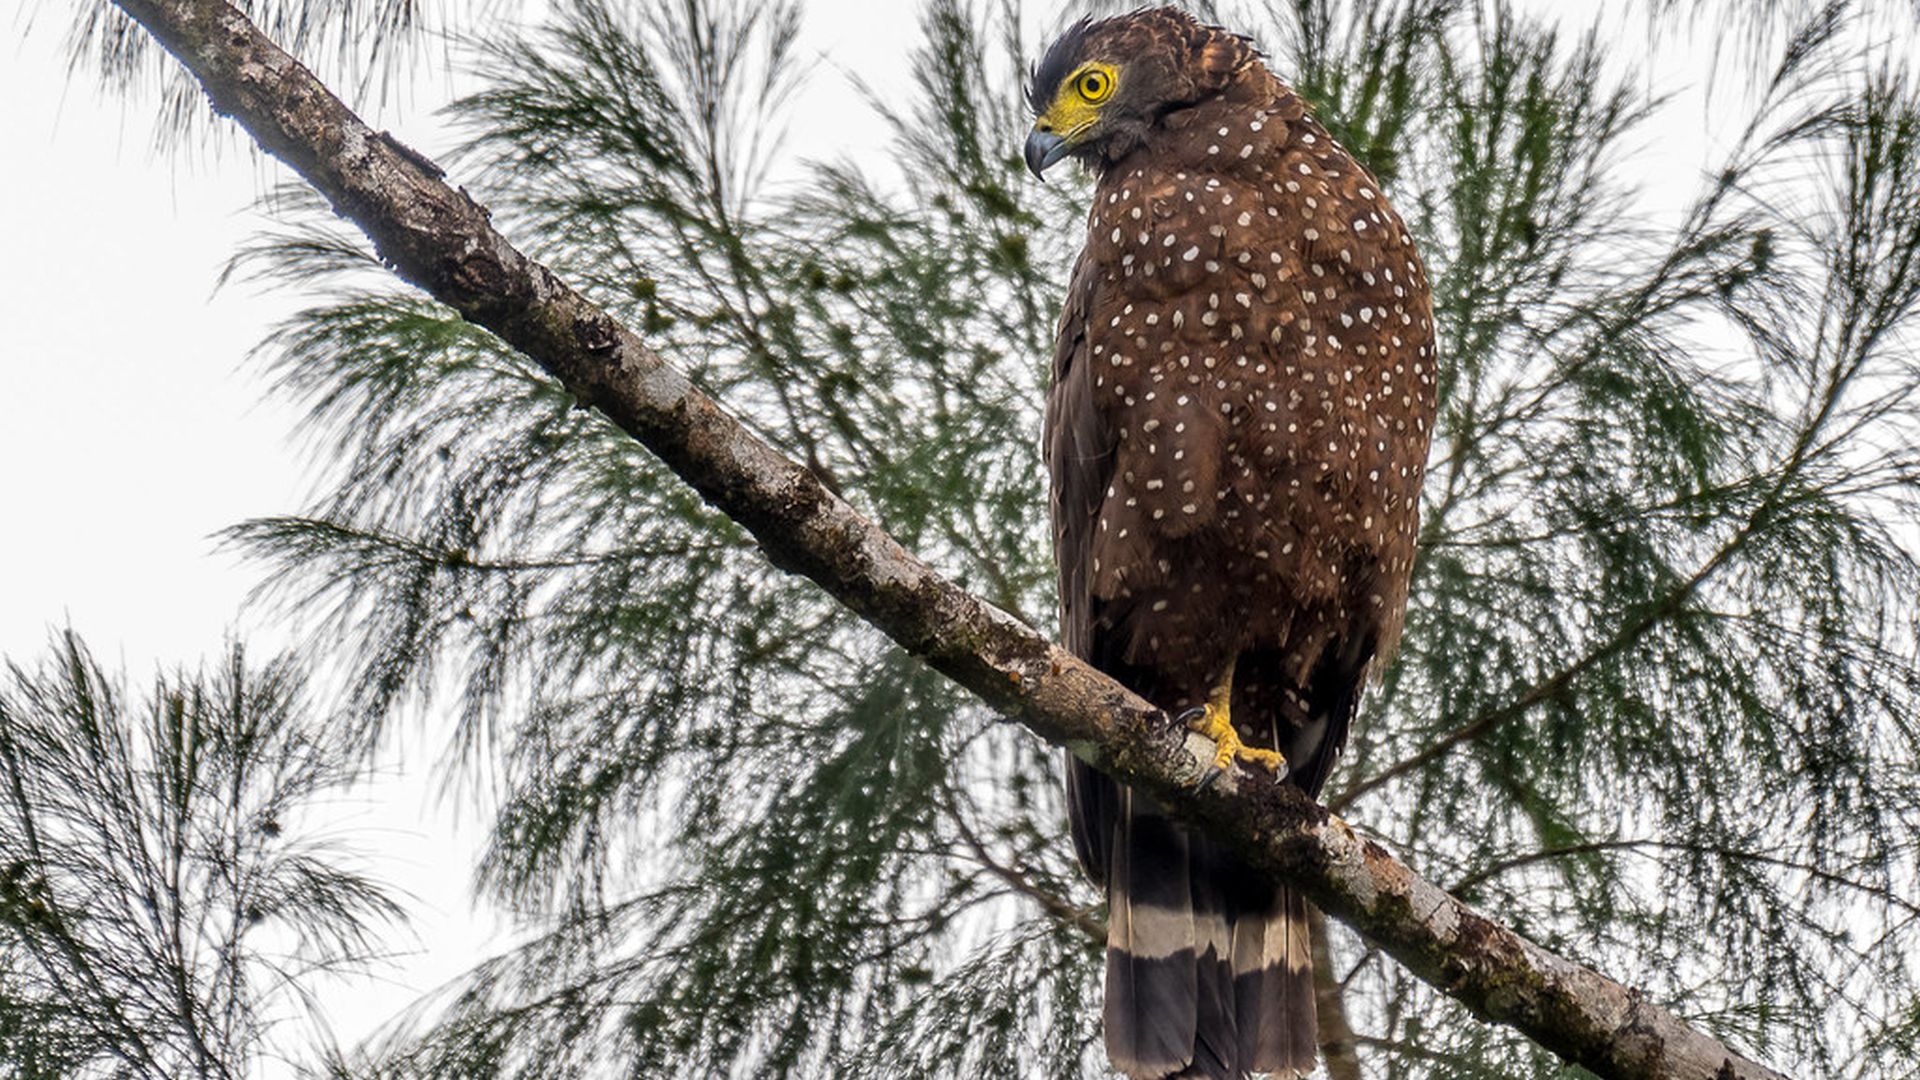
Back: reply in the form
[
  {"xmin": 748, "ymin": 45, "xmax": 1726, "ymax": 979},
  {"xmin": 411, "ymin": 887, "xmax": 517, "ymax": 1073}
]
[{"xmin": 1026, "ymin": 9, "xmax": 1438, "ymax": 1078}]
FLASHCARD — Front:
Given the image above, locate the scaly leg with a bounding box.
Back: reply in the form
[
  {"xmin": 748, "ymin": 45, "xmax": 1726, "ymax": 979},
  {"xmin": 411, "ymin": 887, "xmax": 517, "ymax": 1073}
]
[{"xmin": 1176, "ymin": 656, "xmax": 1287, "ymax": 786}]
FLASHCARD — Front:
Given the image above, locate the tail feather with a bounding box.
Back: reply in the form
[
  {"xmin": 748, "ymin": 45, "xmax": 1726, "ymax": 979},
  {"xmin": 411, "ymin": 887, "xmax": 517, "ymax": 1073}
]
[
  {"xmin": 1106, "ymin": 789, "xmax": 1198, "ymax": 1077},
  {"xmin": 1247, "ymin": 887, "xmax": 1316, "ymax": 1074},
  {"xmin": 1102, "ymin": 786, "xmax": 1318, "ymax": 1080},
  {"xmin": 1186, "ymin": 849, "xmax": 1237, "ymax": 1080},
  {"xmin": 1229, "ymin": 881, "xmax": 1271, "ymax": 1069}
]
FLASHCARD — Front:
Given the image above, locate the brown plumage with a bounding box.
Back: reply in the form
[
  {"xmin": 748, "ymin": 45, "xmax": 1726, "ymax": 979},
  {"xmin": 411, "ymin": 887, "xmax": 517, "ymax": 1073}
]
[{"xmin": 1026, "ymin": 10, "xmax": 1438, "ymax": 1079}]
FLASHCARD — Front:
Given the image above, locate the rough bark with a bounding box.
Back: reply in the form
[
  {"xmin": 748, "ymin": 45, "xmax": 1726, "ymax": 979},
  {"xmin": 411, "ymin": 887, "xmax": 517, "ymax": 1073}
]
[{"xmin": 103, "ymin": 2, "xmax": 1789, "ymax": 1077}]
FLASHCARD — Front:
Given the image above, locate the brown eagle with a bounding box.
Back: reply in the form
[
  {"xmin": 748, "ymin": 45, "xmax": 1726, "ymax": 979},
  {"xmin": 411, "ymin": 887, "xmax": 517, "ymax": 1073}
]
[{"xmin": 1025, "ymin": 9, "xmax": 1438, "ymax": 1078}]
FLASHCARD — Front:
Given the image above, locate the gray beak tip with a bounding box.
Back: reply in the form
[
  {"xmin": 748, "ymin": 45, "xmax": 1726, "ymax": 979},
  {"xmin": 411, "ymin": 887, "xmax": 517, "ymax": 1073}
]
[{"xmin": 1024, "ymin": 129, "xmax": 1070, "ymax": 180}]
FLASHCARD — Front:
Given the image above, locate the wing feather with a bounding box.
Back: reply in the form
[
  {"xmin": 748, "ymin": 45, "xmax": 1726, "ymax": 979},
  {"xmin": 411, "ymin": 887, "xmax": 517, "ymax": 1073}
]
[{"xmin": 1050, "ymin": 250, "xmax": 1125, "ymax": 885}]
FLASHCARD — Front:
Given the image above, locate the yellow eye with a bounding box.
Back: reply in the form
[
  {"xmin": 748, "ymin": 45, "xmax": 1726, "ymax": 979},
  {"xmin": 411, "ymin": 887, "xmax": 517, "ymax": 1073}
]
[{"xmin": 1077, "ymin": 69, "xmax": 1113, "ymax": 103}]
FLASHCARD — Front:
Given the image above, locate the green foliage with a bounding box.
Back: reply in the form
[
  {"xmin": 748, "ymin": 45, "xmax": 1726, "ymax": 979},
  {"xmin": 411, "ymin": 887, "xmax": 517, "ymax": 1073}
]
[
  {"xmin": 56, "ymin": 0, "xmax": 1920, "ymax": 1075},
  {"xmin": 233, "ymin": 3, "xmax": 1105, "ymax": 1075},
  {"xmin": 45, "ymin": 0, "xmax": 514, "ymax": 147},
  {"xmin": 0, "ymin": 633, "xmax": 403, "ymax": 1079}
]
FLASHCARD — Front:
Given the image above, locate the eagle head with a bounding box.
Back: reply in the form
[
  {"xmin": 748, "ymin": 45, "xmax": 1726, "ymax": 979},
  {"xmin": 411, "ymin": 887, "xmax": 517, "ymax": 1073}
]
[{"xmin": 1024, "ymin": 7, "xmax": 1261, "ymax": 179}]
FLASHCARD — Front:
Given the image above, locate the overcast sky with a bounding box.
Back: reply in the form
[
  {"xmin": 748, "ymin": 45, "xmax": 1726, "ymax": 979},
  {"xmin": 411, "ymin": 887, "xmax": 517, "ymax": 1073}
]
[{"xmin": 0, "ymin": 0, "xmax": 1786, "ymax": 1072}]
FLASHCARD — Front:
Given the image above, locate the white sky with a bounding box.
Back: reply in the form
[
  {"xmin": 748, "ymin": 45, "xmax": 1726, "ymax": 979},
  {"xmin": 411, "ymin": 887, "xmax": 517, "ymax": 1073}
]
[{"xmin": 0, "ymin": 1, "xmax": 1858, "ymax": 1074}]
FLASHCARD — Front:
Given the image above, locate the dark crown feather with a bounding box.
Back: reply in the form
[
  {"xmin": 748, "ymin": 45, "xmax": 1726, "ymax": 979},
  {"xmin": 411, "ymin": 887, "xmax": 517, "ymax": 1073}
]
[{"xmin": 1026, "ymin": 16, "xmax": 1094, "ymax": 112}]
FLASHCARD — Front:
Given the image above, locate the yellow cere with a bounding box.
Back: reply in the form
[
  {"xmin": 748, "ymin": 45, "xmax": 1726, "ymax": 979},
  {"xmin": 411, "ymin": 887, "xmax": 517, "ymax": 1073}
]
[{"xmin": 1037, "ymin": 62, "xmax": 1120, "ymax": 140}]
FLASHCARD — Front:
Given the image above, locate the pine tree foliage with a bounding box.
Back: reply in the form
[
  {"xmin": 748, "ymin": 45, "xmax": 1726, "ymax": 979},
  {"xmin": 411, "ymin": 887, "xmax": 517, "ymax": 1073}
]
[
  {"xmin": 48, "ymin": 0, "xmax": 513, "ymax": 145},
  {"xmin": 45, "ymin": 0, "xmax": 1920, "ymax": 1075},
  {"xmin": 0, "ymin": 633, "xmax": 403, "ymax": 1079}
]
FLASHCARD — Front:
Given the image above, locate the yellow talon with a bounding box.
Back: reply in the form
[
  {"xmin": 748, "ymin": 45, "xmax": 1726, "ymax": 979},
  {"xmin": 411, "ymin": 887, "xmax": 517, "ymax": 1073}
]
[
  {"xmin": 1180, "ymin": 657, "xmax": 1288, "ymax": 781},
  {"xmin": 1187, "ymin": 701, "xmax": 1288, "ymax": 774}
]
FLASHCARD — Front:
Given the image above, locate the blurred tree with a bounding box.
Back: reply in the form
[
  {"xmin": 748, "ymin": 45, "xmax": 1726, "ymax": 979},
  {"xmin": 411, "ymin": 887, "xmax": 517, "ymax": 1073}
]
[
  {"xmin": 40, "ymin": 0, "xmax": 1920, "ymax": 1076},
  {"xmin": 0, "ymin": 633, "xmax": 402, "ymax": 1078}
]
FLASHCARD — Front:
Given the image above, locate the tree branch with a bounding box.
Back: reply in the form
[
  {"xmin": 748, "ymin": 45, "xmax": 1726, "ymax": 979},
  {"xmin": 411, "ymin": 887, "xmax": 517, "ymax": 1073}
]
[{"xmin": 103, "ymin": 2, "xmax": 1788, "ymax": 1077}]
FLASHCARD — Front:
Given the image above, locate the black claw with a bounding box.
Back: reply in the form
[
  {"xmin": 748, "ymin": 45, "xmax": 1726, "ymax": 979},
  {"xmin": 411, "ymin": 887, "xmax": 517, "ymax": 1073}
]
[
  {"xmin": 1195, "ymin": 764, "xmax": 1225, "ymax": 791},
  {"xmin": 1172, "ymin": 705, "xmax": 1208, "ymax": 726}
]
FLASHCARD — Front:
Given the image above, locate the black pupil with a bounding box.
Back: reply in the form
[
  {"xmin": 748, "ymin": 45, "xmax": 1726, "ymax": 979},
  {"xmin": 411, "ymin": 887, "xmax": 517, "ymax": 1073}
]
[{"xmin": 1083, "ymin": 74, "xmax": 1103, "ymax": 94}]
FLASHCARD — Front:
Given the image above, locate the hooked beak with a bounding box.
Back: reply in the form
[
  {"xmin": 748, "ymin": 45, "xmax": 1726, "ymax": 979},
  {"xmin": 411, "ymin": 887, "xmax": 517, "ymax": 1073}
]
[{"xmin": 1024, "ymin": 128, "xmax": 1072, "ymax": 179}]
